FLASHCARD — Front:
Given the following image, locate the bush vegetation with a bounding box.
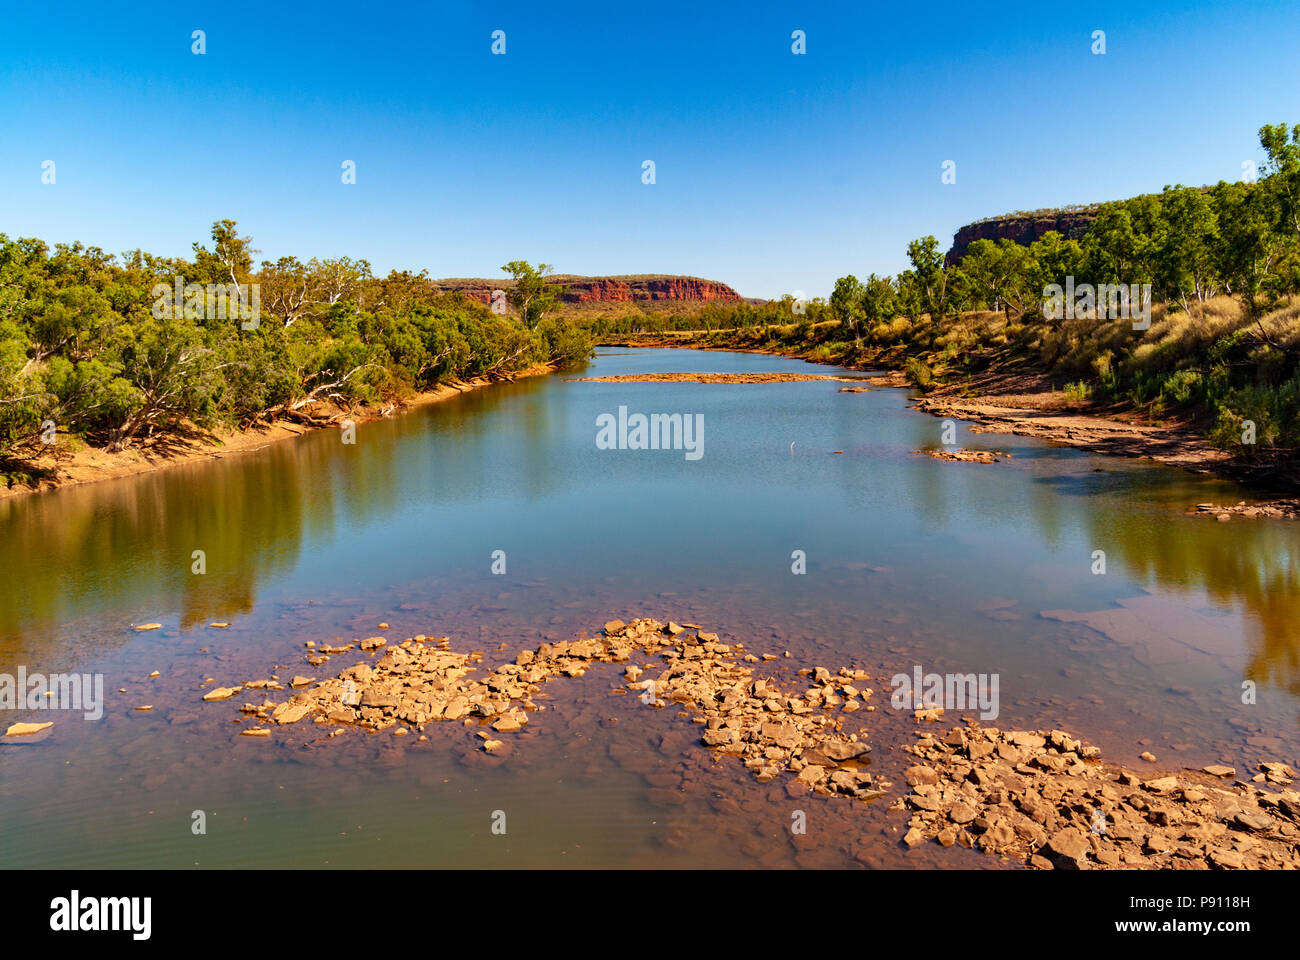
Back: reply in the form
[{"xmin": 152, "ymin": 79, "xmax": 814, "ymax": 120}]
[
  {"xmin": 607, "ymin": 123, "xmax": 1300, "ymax": 464},
  {"xmin": 0, "ymin": 223, "xmax": 590, "ymax": 479}
]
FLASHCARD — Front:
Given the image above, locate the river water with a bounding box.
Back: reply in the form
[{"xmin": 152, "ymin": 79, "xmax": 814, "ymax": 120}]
[{"xmin": 1, "ymin": 348, "xmax": 1296, "ymax": 868}]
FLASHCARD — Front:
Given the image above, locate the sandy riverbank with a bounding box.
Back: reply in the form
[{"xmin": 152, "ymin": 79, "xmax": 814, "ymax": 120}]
[
  {"xmin": 911, "ymin": 369, "xmax": 1233, "ymax": 476},
  {"xmin": 0, "ymin": 364, "xmax": 556, "ymax": 501}
]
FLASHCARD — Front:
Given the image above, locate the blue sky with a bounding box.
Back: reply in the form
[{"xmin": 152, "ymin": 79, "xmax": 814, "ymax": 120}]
[{"xmin": 1, "ymin": 0, "xmax": 1297, "ymax": 299}]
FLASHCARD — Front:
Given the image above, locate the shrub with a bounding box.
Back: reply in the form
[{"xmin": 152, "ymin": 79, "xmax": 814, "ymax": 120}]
[
  {"xmin": 1063, "ymin": 381, "xmax": 1091, "ymax": 402},
  {"xmin": 904, "ymin": 356, "xmax": 934, "ymax": 390}
]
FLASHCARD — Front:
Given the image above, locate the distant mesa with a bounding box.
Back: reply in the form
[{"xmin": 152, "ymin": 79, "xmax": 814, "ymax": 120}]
[
  {"xmin": 945, "ymin": 205, "xmax": 1100, "ymax": 266},
  {"xmin": 432, "ymin": 274, "xmax": 745, "ymax": 307}
]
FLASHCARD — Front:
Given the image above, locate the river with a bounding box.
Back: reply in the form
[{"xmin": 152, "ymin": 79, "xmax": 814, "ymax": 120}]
[{"xmin": 0, "ymin": 348, "xmax": 1296, "ymax": 868}]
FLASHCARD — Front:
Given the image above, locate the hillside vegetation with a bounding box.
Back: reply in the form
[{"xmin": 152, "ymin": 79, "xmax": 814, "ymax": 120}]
[
  {"xmin": 0, "ymin": 230, "xmax": 591, "ymax": 487},
  {"xmin": 599, "ymin": 124, "xmax": 1300, "ymax": 472}
]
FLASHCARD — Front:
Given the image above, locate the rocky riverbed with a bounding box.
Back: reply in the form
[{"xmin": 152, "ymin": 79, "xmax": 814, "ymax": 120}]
[
  {"xmin": 213, "ymin": 618, "xmax": 885, "ymax": 801},
  {"xmin": 898, "ymin": 724, "xmax": 1299, "ymax": 869},
  {"xmin": 201, "ymin": 618, "xmax": 1300, "ymax": 869}
]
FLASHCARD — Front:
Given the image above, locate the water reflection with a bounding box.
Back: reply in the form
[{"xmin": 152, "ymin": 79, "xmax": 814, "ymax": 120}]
[{"xmin": 1, "ymin": 349, "xmax": 1296, "ymax": 708}]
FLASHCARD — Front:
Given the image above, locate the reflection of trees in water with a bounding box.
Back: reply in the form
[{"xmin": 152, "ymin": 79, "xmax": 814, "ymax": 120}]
[
  {"xmin": 0, "ymin": 377, "xmax": 561, "ymax": 647},
  {"xmin": 0, "ymin": 440, "xmax": 324, "ymax": 642},
  {"xmin": 1074, "ymin": 488, "xmax": 1300, "ymax": 704},
  {"xmin": 4, "ymin": 367, "xmax": 1296, "ymax": 712}
]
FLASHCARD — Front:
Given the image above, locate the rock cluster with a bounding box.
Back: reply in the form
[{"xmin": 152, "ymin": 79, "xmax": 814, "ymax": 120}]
[
  {"xmin": 915, "ymin": 448, "xmax": 1006, "ymax": 464},
  {"xmin": 1190, "ymin": 499, "xmax": 1300, "ymax": 521},
  {"xmin": 206, "ymin": 619, "xmax": 1299, "ymax": 870},
  {"xmin": 620, "ymin": 625, "xmax": 881, "ymax": 800},
  {"xmin": 897, "ymin": 725, "xmax": 1300, "ymax": 869},
  {"xmin": 214, "ymin": 619, "xmax": 881, "ymax": 799}
]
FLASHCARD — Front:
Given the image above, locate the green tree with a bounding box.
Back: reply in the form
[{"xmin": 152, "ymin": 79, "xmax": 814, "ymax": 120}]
[
  {"xmin": 829, "ymin": 274, "xmax": 865, "ymax": 340},
  {"xmin": 905, "ymin": 236, "xmax": 949, "ymax": 319},
  {"xmin": 1259, "ymin": 122, "xmax": 1300, "ymax": 245},
  {"xmin": 1156, "ymin": 185, "xmax": 1220, "ymax": 310},
  {"xmin": 861, "ymin": 273, "xmax": 897, "ymax": 331},
  {"xmin": 501, "ymin": 261, "xmax": 565, "ymax": 329}
]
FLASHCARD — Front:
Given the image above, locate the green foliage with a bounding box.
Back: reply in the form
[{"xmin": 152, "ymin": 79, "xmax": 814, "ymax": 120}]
[
  {"xmin": 644, "ymin": 123, "xmax": 1300, "ymax": 466},
  {"xmin": 0, "ymin": 223, "xmax": 592, "ymax": 465},
  {"xmin": 904, "ymin": 357, "xmax": 934, "ymax": 390},
  {"xmin": 501, "ymin": 261, "xmax": 566, "ymax": 329},
  {"xmin": 1062, "ymin": 381, "xmax": 1092, "ymax": 403}
]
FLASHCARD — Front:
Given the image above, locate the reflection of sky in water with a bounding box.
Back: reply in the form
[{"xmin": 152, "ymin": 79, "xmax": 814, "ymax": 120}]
[{"xmin": 1, "ymin": 348, "xmax": 1297, "ymax": 868}]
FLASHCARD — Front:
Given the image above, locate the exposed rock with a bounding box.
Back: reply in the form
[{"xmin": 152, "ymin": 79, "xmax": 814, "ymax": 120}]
[
  {"xmin": 915, "ymin": 448, "xmax": 1006, "ymax": 464},
  {"xmin": 1189, "ymin": 499, "xmax": 1300, "ymax": 521},
  {"xmin": 896, "ymin": 724, "xmax": 1300, "ymax": 870},
  {"xmin": 946, "ymin": 206, "xmax": 1098, "ymax": 266},
  {"xmin": 432, "ymin": 275, "xmax": 744, "ymax": 308},
  {"xmin": 4, "ymin": 721, "xmax": 53, "ymax": 736},
  {"xmin": 1047, "ymin": 827, "xmax": 1089, "ymax": 861}
]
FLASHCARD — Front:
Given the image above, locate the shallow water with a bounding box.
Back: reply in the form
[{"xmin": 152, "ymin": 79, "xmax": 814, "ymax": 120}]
[{"xmin": 1, "ymin": 348, "xmax": 1296, "ymax": 868}]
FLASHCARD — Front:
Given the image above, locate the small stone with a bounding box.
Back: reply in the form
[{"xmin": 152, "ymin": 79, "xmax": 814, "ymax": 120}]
[
  {"xmin": 1210, "ymin": 848, "xmax": 1244, "ymax": 868},
  {"xmin": 1234, "ymin": 812, "xmax": 1273, "ymax": 832},
  {"xmin": 4, "ymin": 721, "xmax": 53, "ymax": 736},
  {"xmin": 948, "ymin": 802, "xmax": 977, "ymax": 824},
  {"xmin": 1047, "ymin": 827, "xmax": 1089, "ymax": 861},
  {"xmin": 133, "ymin": 623, "xmax": 162, "ymax": 631},
  {"xmin": 272, "ymin": 702, "xmax": 312, "ymax": 725},
  {"xmin": 1143, "ymin": 777, "xmax": 1180, "ymax": 793},
  {"xmin": 904, "ymin": 765, "xmax": 939, "ymax": 786},
  {"xmin": 797, "ymin": 765, "xmax": 828, "ymax": 785}
]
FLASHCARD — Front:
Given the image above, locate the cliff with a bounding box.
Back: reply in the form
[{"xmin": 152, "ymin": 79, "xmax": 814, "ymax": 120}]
[
  {"xmin": 432, "ymin": 274, "xmax": 743, "ymax": 307},
  {"xmin": 945, "ymin": 205, "xmax": 1100, "ymax": 265}
]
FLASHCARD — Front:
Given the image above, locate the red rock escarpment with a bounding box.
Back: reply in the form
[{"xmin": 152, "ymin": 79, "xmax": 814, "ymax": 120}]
[
  {"xmin": 945, "ymin": 207, "xmax": 1099, "ymax": 266},
  {"xmin": 432, "ymin": 275, "xmax": 743, "ymax": 306}
]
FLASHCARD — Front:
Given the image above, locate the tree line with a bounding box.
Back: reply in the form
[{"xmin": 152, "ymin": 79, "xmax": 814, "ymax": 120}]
[
  {"xmin": 681, "ymin": 124, "xmax": 1300, "ymax": 461},
  {"xmin": 0, "ymin": 222, "xmax": 589, "ymax": 481}
]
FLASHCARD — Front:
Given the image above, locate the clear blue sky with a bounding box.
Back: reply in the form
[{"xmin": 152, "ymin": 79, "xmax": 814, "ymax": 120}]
[{"xmin": 2, "ymin": 0, "xmax": 1297, "ymax": 299}]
